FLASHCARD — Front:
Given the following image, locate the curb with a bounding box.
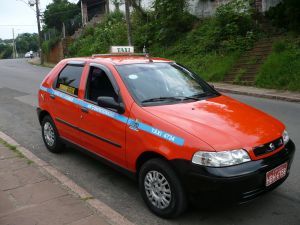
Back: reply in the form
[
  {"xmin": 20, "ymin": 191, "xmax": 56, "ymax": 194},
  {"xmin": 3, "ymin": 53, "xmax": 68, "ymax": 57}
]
[
  {"xmin": 0, "ymin": 131, "xmax": 135, "ymax": 225},
  {"xmin": 215, "ymin": 87, "xmax": 300, "ymax": 103}
]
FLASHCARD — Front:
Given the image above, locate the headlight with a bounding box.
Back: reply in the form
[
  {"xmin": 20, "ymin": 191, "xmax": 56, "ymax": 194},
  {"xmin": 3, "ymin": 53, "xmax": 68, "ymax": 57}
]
[
  {"xmin": 283, "ymin": 130, "xmax": 289, "ymax": 145},
  {"xmin": 192, "ymin": 149, "xmax": 251, "ymax": 167}
]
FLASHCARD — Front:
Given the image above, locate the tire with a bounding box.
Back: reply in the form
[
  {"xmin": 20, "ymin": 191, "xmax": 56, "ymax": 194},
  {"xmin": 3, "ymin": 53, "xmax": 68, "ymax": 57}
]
[
  {"xmin": 139, "ymin": 158, "xmax": 187, "ymax": 218},
  {"xmin": 41, "ymin": 115, "xmax": 63, "ymax": 153}
]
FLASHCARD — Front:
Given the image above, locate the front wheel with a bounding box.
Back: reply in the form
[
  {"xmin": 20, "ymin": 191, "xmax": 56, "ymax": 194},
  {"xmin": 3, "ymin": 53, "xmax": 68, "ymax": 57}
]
[{"xmin": 139, "ymin": 158, "xmax": 187, "ymax": 218}]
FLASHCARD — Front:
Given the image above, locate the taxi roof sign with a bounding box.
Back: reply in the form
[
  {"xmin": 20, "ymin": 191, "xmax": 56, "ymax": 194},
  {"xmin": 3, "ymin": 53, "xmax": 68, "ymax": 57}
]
[{"xmin": 111, "ymin": 46, "xmax": 134, "ymax": 54}]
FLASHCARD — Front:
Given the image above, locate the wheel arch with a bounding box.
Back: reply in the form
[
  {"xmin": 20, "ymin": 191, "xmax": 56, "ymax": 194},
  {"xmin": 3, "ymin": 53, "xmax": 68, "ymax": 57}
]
[
  {"xmin": 38, "ymin": 110, "xmax": 51, "ymax": 125},
  {"xmin": 136, "ymin": 151, "xmax": 169, "ymax": 175}
]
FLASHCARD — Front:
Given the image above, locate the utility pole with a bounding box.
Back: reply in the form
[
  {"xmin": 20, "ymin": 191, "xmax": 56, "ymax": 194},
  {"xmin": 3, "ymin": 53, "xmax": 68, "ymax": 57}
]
[
  {"xmin": 12, "ymin": 28, "xmax": 18, "ymax": 59},
  {"xmin": 35, "ymin": 0, "xmax": 44, "ymax": 64},
  {"xmin": 12, "ymin": 28, "xmax": 16, "ymax": 59},
  {"xmin": 124, "ymin": 0, "xmax": 132, "ymax": 46}
]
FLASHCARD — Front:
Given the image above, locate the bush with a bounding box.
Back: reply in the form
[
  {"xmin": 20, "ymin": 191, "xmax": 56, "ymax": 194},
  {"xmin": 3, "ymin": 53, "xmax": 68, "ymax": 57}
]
[
  {"xmin": 256, "ymin": 37, "xmax": 300, "ymax": 91},
  {"xmin": 273, "ymin": 40, "xmax": 286, "ymax": 53},
  {"xmin": 42, "ymin": 36, "xmax": 60, "ymax": 54},
  {"xmin": 0, "ymin": 44, "xmax": 13, "ymax": 59},
  {"xmin": 214, "ymin": 0, "xmax": 257, "ymax": 52},
  {"xmin": 131, "ymin": 0, "xmax": 197, "ymax": 49},
  {"xmin": 68, "ymin": 11, "xmax": 127, "ymax": 56}
]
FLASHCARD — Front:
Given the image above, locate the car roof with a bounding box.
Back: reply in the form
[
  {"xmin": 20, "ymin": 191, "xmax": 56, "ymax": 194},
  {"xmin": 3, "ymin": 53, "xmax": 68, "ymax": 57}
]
[{"xmin": 65, "ymin": 55, "xmax": 174, "ymax": 66}]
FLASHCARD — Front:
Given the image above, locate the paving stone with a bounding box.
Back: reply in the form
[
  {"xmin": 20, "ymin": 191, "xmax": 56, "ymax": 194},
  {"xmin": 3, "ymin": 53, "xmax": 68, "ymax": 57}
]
[
  {"xmin": 68, "ymin": 214, "xmax": 109, "ymax": 225},
  {"xmin": 14, "ymin": 166, "xmax": 47, "ymax": 186},
  {"xmin": 9, "ymin": 180, "xmax": 67, "ymax": 206},
  {"xmin": 0, "ymin": 173, "xmax": 20, "ymax": 191},
  {"xmin": 0, "ymin": 195, "xmax": 93, "ymax": 225},
  {"xmin": 0, "ymin": 166, "xmax": 47, "ymax": 191},
  {"xmin": 0, "ymin": 147, "xmax": 16, "ymax": 160},
  {"xmin": 0, "ymin": 190, "xmax": 16, "ymax": 216},
  {"xmin": 0, "ymin": 157, "xmax": 29, "ymax": 172}
]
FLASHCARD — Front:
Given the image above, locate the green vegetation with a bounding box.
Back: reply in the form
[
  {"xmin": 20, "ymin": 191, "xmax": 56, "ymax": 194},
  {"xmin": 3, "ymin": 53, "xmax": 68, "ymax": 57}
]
[
  {"xmin": 69, "ymin": 0, "xmax": 258, "ymax": 81},
  {"xmin": 69, "ymin": 11, "xmax": 128, "ymax": 56},
  {"xmin": 43, "ymin": 0, "xmax": 80, "ymax": 32},
  {"xmin": 0, "ymin": 43, "xmax": 13, "ymax": 59},
  {"xmin": 256, "ymin": 36, "xmax": 300, "ymax": 91},
  {"xmin": 0, "ymin": 138, "xmax": 33, "ymax": 164},
  {"xmin": 266, "ymin": 0, "xmax": 300, "ymax": 32},
  {"xmin": 16, "ymin": 33, "xmax": 39, "ymax": 54},
  {"xmin": 0, "ymin": 138, "xmax": 24, "ymax": 159},
  {"xmin": 42, "ymin": 35, "xmax": 60, "ymax": 54}
]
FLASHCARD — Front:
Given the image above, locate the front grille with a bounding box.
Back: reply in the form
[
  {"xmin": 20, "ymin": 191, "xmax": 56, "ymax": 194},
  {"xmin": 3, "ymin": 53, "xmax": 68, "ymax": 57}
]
[{"xmin": 253, "ymin": 137, "xmax": 284, "ymax": 156}]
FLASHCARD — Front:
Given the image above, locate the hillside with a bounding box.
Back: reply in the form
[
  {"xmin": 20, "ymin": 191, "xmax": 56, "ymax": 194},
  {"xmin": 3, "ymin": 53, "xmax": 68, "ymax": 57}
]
[{"xmin": 68, "ymin": 1, "xmax": 300, "ymax": 91}]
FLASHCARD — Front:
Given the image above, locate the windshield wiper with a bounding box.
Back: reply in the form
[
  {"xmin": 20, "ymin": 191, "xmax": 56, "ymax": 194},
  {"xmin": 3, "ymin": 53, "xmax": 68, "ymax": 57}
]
[
  {"xmin": 190, "ymin": 92, "xmax": 216, "ymax": 98},
  {"xmin": 141, "ymin": 97, "xmax": 183, "ymax": 103},
  {"xmin": 142, "ymin": 96, "xmax": 202, "ymax": 104}
]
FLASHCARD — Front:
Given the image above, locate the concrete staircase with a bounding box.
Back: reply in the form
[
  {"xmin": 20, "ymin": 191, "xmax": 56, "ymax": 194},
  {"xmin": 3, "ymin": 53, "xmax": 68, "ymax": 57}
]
[
  {"xmin": 223, "ymin": 38, "xmax": 274, "ymax": 85},
  {"xmin": 72, "ymin": 14, "xmax": 104, "ymax": 39}
]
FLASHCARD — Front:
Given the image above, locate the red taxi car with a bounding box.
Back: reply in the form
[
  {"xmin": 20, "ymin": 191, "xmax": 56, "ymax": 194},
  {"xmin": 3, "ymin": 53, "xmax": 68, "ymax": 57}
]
[{"xmin": 37, "ymin": 47, "xmax": 295, "ymax": 218}]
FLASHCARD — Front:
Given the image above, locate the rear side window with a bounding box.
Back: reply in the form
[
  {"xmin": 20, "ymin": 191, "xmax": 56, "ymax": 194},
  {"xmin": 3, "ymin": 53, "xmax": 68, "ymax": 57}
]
[{"xmin": 56, "ymin": 65, "xmax": 84, "ymax": 96}]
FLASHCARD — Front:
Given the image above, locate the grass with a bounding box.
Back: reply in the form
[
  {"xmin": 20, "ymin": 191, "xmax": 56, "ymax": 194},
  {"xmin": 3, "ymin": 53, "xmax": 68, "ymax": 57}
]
[
  {"xmin": 234, "ymin": 68, "xmax": 247, "ymax": 83},
  {"xmin": 81, "ymin": 196, "xmax": 94, "ymax": 201},
  {"xmin": 0, "ymin": 138, "xmax": 33, "ymax": 165},
  {"xmin": 255, "ymin": 36, "xmax": 300, "ymax": 92},
  {"xmin": 154, "ymin": 51, "xmax": 240, "ymax": 82}
]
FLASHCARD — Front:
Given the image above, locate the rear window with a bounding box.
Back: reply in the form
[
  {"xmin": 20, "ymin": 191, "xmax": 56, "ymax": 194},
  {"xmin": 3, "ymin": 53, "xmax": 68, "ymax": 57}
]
[{"xmin": 55, "ymin": 65, "xmax": 84, "ymax": 96}]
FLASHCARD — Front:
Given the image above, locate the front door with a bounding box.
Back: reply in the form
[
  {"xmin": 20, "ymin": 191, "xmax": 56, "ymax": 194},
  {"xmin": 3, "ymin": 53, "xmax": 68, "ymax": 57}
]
[{"xmin": 78, "ymin": 64, "xmax": 127, "ymax": 167}]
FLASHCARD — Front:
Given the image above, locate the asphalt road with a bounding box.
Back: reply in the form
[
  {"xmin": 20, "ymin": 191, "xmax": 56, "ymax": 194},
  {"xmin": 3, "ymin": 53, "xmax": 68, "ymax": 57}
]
[{"xmin": 0, "ymin": 59, "xmax": 299, "ymax": 225}]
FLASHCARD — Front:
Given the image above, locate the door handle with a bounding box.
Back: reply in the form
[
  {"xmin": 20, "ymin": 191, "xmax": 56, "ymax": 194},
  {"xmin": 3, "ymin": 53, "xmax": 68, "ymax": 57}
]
[
  {"xmin": 50, "ymin": 94, "xmax": 55, "ymax": 99},
  {"xmin": 81, "ymin": 107, "xmax": 89, "ymax": 113}
]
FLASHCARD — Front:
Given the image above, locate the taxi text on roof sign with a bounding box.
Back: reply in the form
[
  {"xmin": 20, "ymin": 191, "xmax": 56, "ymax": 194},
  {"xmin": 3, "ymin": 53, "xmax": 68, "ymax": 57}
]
[{"xmin": 111, "ymin": 46, "xmax": 134, "ymax": 53}]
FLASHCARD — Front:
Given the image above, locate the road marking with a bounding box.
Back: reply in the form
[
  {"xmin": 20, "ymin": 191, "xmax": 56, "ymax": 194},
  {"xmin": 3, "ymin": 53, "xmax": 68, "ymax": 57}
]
[{"xmin": 0, "ymin": 131, "xmax": 136, "ymax": 225}]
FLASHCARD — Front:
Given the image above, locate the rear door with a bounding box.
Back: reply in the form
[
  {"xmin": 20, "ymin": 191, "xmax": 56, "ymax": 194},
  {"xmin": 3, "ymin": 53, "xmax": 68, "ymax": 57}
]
[
  {"xmin": 78, "ymin": 63, "xmax": 127, "ymax": 167},
  {"xmin": 50, "ymin": 62, "xmax": 85, "ymax": 144}
]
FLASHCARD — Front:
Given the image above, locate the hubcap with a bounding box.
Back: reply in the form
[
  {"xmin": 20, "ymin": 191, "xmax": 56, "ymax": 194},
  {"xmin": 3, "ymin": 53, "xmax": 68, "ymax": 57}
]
[
  {"xmin": 144, "ymin": 170, "xmax": 171, "ymax": 209},
  {"xmin": 44, "ymin": 122, "xmax": 55, "ymax": 147}
]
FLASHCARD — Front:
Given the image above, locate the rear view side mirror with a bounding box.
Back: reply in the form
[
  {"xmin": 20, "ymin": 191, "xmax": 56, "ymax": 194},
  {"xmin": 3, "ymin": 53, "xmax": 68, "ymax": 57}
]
[{"xmin": 97, "ymin": 96, "xmax": 125, "ymax": 114}]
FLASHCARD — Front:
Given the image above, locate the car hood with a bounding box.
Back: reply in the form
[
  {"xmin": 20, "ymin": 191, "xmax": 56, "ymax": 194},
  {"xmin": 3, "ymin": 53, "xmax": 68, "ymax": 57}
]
[{"xmin": 143, "ymin": 95, "xmax": 284, "ymax": 151}]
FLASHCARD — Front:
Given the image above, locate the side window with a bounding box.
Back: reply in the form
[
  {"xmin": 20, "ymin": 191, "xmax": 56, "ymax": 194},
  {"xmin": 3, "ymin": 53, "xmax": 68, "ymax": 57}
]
[
  {"xmin": 56, "ymin": 65, "xmax": 84, "ymax": 96},
  {"xmin": 85, "ymin": 67, "xmax": 117, "ymax": 103}
]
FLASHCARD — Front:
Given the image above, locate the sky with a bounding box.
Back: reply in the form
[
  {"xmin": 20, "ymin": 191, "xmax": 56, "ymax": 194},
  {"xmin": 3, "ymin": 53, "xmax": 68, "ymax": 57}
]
[{"xmin": 0, "ymin": 0, "xmax": 78, "ymax": 40}]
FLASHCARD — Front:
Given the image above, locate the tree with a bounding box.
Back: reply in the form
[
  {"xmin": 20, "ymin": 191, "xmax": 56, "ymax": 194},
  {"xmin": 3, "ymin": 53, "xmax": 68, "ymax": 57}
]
[
  {"xmin": 16, "ymin": 33, "xmax": 39, "ymax": 53},
  {"xmin": 0, "ymin": 44, "xmax": 13, "ymax": 59},
  {"xmin": 43, "ymin": 0, "xmax": 80, "ymax": 31}
]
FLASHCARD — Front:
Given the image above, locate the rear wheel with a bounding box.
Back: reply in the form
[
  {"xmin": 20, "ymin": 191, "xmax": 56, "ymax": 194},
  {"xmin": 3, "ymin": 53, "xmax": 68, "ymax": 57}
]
[
  {"xmin": 41, "ymin": 115, "xmax": 63, "ymax": 153},
  {"xmin": 139, "ymin": 158, "xmax": 187, "ymax": 218}
]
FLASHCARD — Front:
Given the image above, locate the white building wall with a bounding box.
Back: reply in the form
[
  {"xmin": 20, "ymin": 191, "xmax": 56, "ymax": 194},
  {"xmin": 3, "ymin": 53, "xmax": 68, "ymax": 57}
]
[
  {"xmin": 188, "ymin": 0, "xmax": 231, "ymax": 18},
  {"xmin": 262, "ymin": 0, "xmax": 282, "ymax": 12}
]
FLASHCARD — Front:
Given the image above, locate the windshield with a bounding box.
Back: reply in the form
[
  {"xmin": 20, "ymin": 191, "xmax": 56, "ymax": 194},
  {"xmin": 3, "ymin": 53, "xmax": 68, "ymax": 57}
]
[{"xmin": 116, "ymin": 63, "xmax": 218, "ymax": 105}]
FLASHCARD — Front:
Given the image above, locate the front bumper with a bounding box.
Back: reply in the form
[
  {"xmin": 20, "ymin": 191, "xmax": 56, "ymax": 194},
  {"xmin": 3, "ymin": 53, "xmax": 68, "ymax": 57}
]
[{"xmin": 171, "ymin": 140, "xmax": 295, "ymax": 204}]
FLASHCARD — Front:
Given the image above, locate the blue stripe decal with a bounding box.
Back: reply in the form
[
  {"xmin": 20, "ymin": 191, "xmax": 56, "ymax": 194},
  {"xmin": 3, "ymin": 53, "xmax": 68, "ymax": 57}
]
[{"xmin": 40, "ymin": 86, "xmax": 185, "ymax": 146}]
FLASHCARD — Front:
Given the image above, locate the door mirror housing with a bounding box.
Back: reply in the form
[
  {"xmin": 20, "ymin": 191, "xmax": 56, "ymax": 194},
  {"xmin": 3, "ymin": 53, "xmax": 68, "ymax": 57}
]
[{"xmin": 97, "ymin": 96, "xmax": 125, "ymax": 114}]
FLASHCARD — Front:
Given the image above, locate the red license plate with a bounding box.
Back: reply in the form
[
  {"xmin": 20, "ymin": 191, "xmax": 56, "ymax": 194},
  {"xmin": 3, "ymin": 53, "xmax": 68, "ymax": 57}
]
[{"xmin": 266, "ymin": 162, "xmax": 288, "ymax": 187}]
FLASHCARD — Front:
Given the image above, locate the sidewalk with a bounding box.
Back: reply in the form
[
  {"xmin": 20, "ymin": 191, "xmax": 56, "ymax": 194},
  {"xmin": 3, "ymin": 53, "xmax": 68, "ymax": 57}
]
[
  {"xmin": 0, "ymin": 141, "xmax": 109, "ymax": 225},
  {"xmin": 212, "ymin": 82, "xmax": 300, "ymax": 103},
  {"xmin": 28, "ymin": 57, "xmax": 55, "ymax": 68}
]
